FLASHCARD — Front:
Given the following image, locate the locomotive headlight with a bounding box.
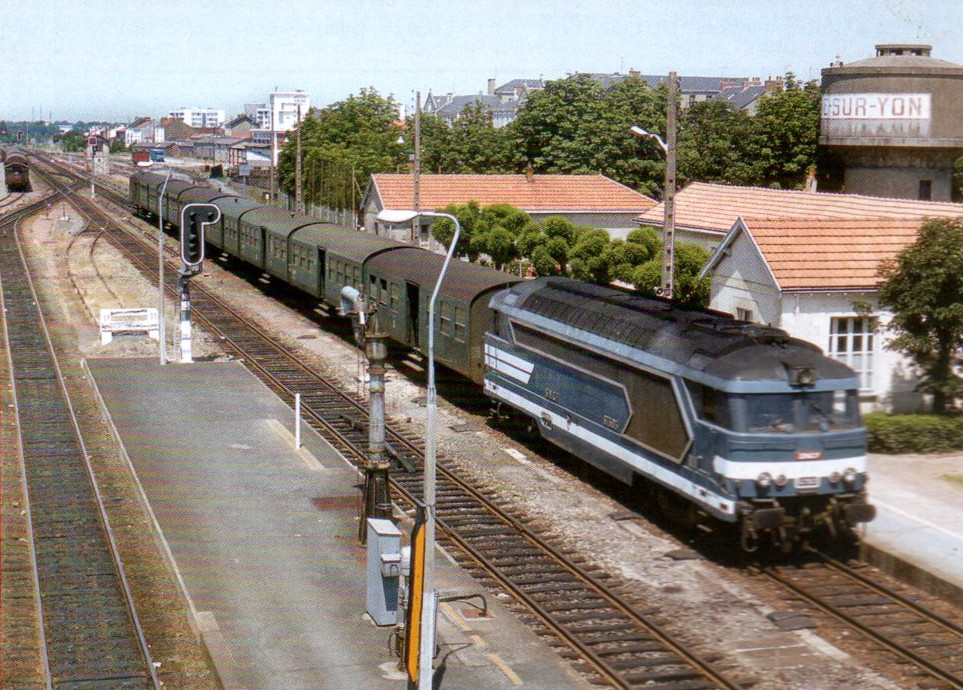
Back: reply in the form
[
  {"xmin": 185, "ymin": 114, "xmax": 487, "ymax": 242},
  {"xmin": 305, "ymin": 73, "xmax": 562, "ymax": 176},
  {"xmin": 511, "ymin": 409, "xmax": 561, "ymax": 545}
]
[
  {"xmin": 842, "ymin": 467, "xmax": 858, "ymax": 485},
  {"xmin": 774, "ymin": 473, "xmax": 788, "ymax": 488},
  {"xmin": 829, "ymin": 471, "xmax": 841, "ymax": 484},
  {"xmin": 755, "ymin": 472, "xmax": 773, "ymax": 490}
]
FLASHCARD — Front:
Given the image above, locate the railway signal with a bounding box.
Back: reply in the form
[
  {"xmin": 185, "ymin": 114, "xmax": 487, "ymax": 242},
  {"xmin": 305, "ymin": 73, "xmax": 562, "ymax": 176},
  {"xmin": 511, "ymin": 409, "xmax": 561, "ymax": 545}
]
[
  {"xmin": 177, "ymin": 203, "xmax": 221, "ymax": 363},
  {"xmin": 181, "ymin": 203, "xmax": 219, "ymax": 268}
]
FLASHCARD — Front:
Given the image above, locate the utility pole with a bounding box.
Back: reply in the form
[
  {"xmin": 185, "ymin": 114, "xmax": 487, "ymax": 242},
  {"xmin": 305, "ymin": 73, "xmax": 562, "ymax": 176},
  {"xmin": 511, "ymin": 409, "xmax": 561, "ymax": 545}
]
[
  {"xmin": 295, "ymin": 103, "xmax": 303, "ymax": 214},
  {"xmin": 661, "ymin": 72, "xmax": 678, "ymax": 301},
  {"xmin": 413, "ymin": 91, "xmax": 421, "ymax": 243},
  {"xmin": 270, "ymin": 96, "xmax": 277, "ymax": 205}
]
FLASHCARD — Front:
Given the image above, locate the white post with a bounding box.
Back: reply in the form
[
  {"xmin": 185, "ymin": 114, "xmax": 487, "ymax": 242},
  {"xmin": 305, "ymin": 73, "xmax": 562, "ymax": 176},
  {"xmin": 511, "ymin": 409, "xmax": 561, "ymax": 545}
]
[{"xmin": 295, "ymin": 393, "xmax": 302, "ymax": 448}]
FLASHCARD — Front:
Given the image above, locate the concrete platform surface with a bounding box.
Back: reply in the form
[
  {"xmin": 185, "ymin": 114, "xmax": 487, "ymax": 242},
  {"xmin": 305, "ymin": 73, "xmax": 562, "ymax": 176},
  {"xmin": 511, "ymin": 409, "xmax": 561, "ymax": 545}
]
[
  {"xmin": 85, "ymin": 357, "xmax": 590, "ymax": 690},
  {"xmin": 863, "ymin": 452, "xmax": 963, "ymax": 604}
]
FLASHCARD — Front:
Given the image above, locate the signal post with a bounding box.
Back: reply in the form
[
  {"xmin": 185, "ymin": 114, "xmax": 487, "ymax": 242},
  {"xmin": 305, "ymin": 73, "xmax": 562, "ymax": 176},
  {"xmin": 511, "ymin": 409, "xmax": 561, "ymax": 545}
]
[{"xmin": 178, "ymin": 203, "xmax": 220, "ymax": 363}]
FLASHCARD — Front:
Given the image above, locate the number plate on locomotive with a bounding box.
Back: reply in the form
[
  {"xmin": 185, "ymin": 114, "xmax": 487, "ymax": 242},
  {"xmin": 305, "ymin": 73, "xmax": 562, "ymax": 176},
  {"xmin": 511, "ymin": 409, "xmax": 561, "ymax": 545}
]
[{"xmin": 794, "ymin": 476, "xmax": 820, "ymax": 490}]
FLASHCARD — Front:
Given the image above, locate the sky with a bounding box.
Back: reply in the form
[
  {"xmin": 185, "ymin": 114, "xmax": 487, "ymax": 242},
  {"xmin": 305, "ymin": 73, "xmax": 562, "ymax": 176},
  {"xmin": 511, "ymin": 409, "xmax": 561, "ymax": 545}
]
[{"xmin": 1, "ymin": 0, "xmax": 961, "ymax": 123}]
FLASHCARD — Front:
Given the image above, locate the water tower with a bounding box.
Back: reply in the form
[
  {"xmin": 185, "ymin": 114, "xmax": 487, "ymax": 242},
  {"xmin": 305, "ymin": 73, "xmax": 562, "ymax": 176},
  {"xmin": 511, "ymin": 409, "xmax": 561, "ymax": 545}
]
[{"xmin": 820, "ymin": 44, "xmax": 963, "ymax": 200}]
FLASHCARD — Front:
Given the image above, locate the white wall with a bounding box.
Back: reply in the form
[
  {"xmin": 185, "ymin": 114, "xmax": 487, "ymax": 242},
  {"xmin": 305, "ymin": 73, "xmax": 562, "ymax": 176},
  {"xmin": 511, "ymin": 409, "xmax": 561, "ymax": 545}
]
[{"xmin": 778, "ymin": 293, "xmax": 923, "ymax": 412}]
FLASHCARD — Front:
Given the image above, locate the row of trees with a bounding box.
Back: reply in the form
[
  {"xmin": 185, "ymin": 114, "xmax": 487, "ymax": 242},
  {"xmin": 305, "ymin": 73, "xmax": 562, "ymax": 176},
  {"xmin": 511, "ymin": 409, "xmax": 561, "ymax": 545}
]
[
  {"xmin": 277, "ymin": 73, "xmax": 831, "ymax": 209},
  {"xmin": 430, "ymin": 202, "xmax": 711, "ymax": 307}
]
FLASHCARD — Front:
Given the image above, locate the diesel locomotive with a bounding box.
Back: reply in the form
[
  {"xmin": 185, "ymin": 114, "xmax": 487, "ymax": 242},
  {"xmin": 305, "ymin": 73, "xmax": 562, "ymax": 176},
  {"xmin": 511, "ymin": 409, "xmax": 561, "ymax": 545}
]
[
  {"xmin": 3, "ymin": 147, "xmax": 32, "ymax": 193},
  {"xmin": 130, "ymin": 170, "xmax": 875, "ymax": 550}
]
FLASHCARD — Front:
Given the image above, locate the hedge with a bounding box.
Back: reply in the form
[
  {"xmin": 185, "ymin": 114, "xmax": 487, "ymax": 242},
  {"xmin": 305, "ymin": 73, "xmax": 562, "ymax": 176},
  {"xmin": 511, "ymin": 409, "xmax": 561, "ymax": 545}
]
[{"xmin": 864, "ymin": 413, "xmax": 963, "ymax": 454}]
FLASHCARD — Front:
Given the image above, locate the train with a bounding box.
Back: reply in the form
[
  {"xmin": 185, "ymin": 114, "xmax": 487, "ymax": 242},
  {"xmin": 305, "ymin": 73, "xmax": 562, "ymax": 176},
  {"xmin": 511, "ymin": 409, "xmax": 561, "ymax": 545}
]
[
  {"xmin": 3, "ymin": 147, "xmax": 32, "ymax": 193},
  {"xmin": 129, "ymin": 170, "xmax": 875, "ymax": 551}
]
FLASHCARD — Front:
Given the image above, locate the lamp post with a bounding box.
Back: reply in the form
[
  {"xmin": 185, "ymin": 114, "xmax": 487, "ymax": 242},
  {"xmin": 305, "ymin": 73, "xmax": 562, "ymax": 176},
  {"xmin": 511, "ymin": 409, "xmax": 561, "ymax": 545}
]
[
  {"xmin": 375, "ymin": 208, "xmax": 460, "ymax": 690},
  {"xmin": 630, "ymin": 71, "xmax": 678, "ymax": 300},
  {"xmin": 136, "ymin": 161, "xmax": 181, "ymax": 364}
]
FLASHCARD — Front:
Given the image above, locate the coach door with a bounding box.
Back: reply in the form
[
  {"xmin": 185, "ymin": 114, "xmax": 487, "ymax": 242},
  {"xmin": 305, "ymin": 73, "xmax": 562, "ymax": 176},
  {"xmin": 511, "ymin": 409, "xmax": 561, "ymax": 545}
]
[{"xmin": 406, "ymin": 282, "xmax": 420, "ymax": 348}]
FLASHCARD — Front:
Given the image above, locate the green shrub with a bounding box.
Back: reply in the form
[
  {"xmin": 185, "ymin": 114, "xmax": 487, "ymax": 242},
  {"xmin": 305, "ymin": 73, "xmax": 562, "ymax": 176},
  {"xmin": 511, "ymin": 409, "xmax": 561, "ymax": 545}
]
[{"xmin": 864, "ymin": 412, "xmax": 963, "ymax": 454}]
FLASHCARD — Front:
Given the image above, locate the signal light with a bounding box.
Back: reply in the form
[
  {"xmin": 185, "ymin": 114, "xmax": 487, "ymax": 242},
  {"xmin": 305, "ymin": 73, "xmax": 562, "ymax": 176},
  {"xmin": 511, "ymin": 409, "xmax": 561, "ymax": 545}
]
[{"xmin": 179, "ymin": 203, "xmax": 220, "ymax": 268}]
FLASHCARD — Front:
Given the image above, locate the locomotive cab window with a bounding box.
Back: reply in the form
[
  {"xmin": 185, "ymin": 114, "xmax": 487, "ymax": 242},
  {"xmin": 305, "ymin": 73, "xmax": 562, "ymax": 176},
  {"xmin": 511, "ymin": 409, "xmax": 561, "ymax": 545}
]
[{"xmin": 689, "ymin": 382, "xmax": 860, "ymax": 433}]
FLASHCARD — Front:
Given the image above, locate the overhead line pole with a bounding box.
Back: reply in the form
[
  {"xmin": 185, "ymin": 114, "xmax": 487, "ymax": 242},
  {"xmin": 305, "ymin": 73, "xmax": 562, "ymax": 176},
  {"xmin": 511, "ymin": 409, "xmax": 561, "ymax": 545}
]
[{"xmin": 662, "ymin": 71, "xmax": 678, "ymax": 301}]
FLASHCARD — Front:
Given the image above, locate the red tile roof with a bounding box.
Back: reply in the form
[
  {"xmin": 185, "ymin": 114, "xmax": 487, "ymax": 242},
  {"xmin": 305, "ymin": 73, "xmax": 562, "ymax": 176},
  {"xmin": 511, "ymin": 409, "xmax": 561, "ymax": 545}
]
[
  {"xmin": 638, "ymin": 182, "xmax": 963, "ymax": 233},
  {"xmin": 738, "ymin": 217, "xmax": 926, "ymax": 290},
  {"xmin": 371, "ymin": 174, "xmax": 655, "ymax": 213}
]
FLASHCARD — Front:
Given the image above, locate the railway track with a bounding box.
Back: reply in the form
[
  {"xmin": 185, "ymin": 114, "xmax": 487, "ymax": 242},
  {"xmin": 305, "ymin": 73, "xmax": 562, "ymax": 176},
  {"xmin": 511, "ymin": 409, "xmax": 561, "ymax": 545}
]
[
  {"xmin": 33, "ymin": 154, "xmax": 746, "ymax": 690},
  {"xmin": 0, "ymin": 202, "xmax": 161, "ymax": 689},
  {"xmin": 758, "ymin": 553, "xmax": 963, "ymax": 689}
]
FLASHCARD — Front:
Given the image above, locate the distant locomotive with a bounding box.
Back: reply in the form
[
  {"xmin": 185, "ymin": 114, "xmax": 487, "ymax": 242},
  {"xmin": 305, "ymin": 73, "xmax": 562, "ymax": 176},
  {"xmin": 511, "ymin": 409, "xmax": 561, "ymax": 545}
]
[
  {"xmin": 4, "ymin": 147, "xmax": 31, "ymax": 193},
  {"xmin": 130, "ymin": 171, "xmax": 875, "ymax": 551}
]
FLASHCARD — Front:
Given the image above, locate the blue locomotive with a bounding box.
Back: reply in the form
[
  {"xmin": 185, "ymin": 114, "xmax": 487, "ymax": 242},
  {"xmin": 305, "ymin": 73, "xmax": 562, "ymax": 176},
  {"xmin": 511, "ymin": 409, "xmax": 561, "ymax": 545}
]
[
  {"xmin": 129, "ymin": 171, "xmax": 874, "ymax": 551},
  {"xmin": 485, "ymin": 277, "xmax": 874, "ymax": 550}
]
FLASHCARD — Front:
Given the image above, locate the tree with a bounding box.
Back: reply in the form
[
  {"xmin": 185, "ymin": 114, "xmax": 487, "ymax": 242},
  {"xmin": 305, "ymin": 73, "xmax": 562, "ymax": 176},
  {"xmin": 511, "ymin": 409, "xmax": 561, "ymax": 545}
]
[
  {"xmin": 876, "ymin": 218, "xmax": 963, "ymax": 413},
  {"xmin": 437, "ymin": 101, "xmax": 514, "ymax": 173},
  {"xmin": 433, "ymin": 201, "xmax": 482, "ymax": 257},
  {"xmin": 677, "ymin": 98, "xmax": 755, "ymax": 185},
  {"xmin": 507, "ymin": 74, "xmax": 666, "ymax": 194},
  {"xmin": 744, "ymin": 76, "xmax": 822, "ymax": 189},
  {"xmin": 278, "ymin": 88, "xmax": 405, "ymax": 209}
]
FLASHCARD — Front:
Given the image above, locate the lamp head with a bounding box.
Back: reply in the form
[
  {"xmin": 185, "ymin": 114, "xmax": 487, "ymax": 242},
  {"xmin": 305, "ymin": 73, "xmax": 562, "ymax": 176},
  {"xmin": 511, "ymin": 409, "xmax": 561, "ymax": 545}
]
[{"xmin": 376, "ymin": 209, "xmax": 419, "ymax": 224}]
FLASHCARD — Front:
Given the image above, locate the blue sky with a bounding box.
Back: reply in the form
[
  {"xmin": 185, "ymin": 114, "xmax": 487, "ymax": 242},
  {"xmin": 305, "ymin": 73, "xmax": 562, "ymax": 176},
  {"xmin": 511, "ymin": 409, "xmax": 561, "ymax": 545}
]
[{"xmin": 1, "ymin": 0, "xmax": 961, "ymax": 122}]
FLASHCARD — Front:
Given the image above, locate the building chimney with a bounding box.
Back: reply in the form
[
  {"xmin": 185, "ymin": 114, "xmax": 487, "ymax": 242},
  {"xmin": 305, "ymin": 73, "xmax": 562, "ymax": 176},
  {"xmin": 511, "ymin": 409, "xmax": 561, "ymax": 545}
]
[
  {"xmin": 488, "ymin": 78, "xmax": 496, "ymax": 95},
  {"xmin": 525, "ymin": 164, "xmax": 534, "ymax": 183}
]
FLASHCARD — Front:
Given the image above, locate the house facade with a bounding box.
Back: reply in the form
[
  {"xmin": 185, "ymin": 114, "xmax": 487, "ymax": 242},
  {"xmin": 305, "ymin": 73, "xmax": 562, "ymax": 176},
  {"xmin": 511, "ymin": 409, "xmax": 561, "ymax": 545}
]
[
  {"xmin": 700, "ymin": 216, "xmax": 957, "ymax": 412},
  {"xmin": 124, "ymin": 117, "xmax": 155, "ymax": 146}
]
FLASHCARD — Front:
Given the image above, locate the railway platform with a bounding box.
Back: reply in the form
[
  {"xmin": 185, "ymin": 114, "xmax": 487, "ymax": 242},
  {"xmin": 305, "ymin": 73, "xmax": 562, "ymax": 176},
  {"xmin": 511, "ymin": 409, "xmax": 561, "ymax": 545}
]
[
  {"xmin": 84, "ymin": 356, "xmax": 591, "ymax": 690},
  {"xmin": 862, "ymin": 453, "xmax": 963, "ymax": 604}
]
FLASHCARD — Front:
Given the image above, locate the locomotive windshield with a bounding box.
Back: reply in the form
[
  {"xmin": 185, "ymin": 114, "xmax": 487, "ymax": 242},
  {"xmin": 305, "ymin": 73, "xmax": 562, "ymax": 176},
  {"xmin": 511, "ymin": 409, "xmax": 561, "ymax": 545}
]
[{"xmin": 690, "ymin": 384, "xmax": 861, "ymax": 433}]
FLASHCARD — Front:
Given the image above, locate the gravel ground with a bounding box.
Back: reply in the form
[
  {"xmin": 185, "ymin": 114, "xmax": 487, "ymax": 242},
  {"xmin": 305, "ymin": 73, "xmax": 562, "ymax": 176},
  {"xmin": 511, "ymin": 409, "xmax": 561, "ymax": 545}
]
[{"xmin": 8, "ymin": 175, "xmax": 946, "ymax": 690}]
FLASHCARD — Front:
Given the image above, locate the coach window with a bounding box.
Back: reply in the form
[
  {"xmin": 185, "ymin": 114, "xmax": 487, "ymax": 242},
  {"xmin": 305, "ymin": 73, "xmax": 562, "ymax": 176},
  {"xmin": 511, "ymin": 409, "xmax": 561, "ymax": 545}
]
[
  {"xmin": 379, "ymin": 279, "xmax": 389, "ymax": 307},
  {"xmin": 390, "ymin": 284, "xmax": 400, "ymax": 310},
  {"xmin": 454, "ymin": 306, "xmax": 467, "ymax": 343},
  {"xmin": 439, "ymin": 302, "xmax": 453, "ymax": 336}
]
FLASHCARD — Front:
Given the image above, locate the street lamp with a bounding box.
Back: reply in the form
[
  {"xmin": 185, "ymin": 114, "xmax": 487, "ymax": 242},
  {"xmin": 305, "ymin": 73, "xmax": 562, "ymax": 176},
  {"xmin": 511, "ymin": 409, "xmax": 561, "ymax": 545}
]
[
  {"xmin": 137, "ymin": 161, "xmax": 179, "ymax": 364},
  {"xmin": 631, "ymin": 71, "xmax": 678, "ymax": 300},
  {"xmin": 375, "ymin": 208, "xmax": 460, "ymax": 690},
  {"xmin": 629, "ymin": 126, "xmax": 667, "ymax": 153},
  {"xmin": 137, "ymin": 161, "xmax": 193, "ymax": 364}
]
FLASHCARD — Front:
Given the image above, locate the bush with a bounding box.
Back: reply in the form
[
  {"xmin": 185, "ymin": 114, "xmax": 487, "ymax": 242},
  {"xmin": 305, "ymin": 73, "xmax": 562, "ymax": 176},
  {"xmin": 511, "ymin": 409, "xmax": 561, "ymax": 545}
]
[{"xmin": 864, "ymin": 412, "xmax": 963, "ymax": 454}]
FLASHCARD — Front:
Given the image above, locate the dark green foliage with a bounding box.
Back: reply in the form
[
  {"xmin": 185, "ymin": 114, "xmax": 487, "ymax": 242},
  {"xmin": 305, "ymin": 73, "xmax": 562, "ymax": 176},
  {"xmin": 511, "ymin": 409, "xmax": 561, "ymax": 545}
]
[
  {"xmin": 677, "ymin": 99, "xmax": 755, "ymax": 185},
  {"xmin": 278, "ymin": 88, "xmax": 405, "ymax": 209},
  {"xmin": 507, "ymin": 74, "xmax": 666, "ymax": 194},
  {"xmin": 865, "ymin": 412, "xmax": 963, "ymax": 453},
  {"xmin": 437, "ymin": 102, "xmax": 515, "ymax": 173},
  {"xmin": 876, "ymin": 218, "xmax": 963, "ymax": 413},
  {"xmin": 743, "ymin": 77, "xmax": 822, "ymax": 189}
]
